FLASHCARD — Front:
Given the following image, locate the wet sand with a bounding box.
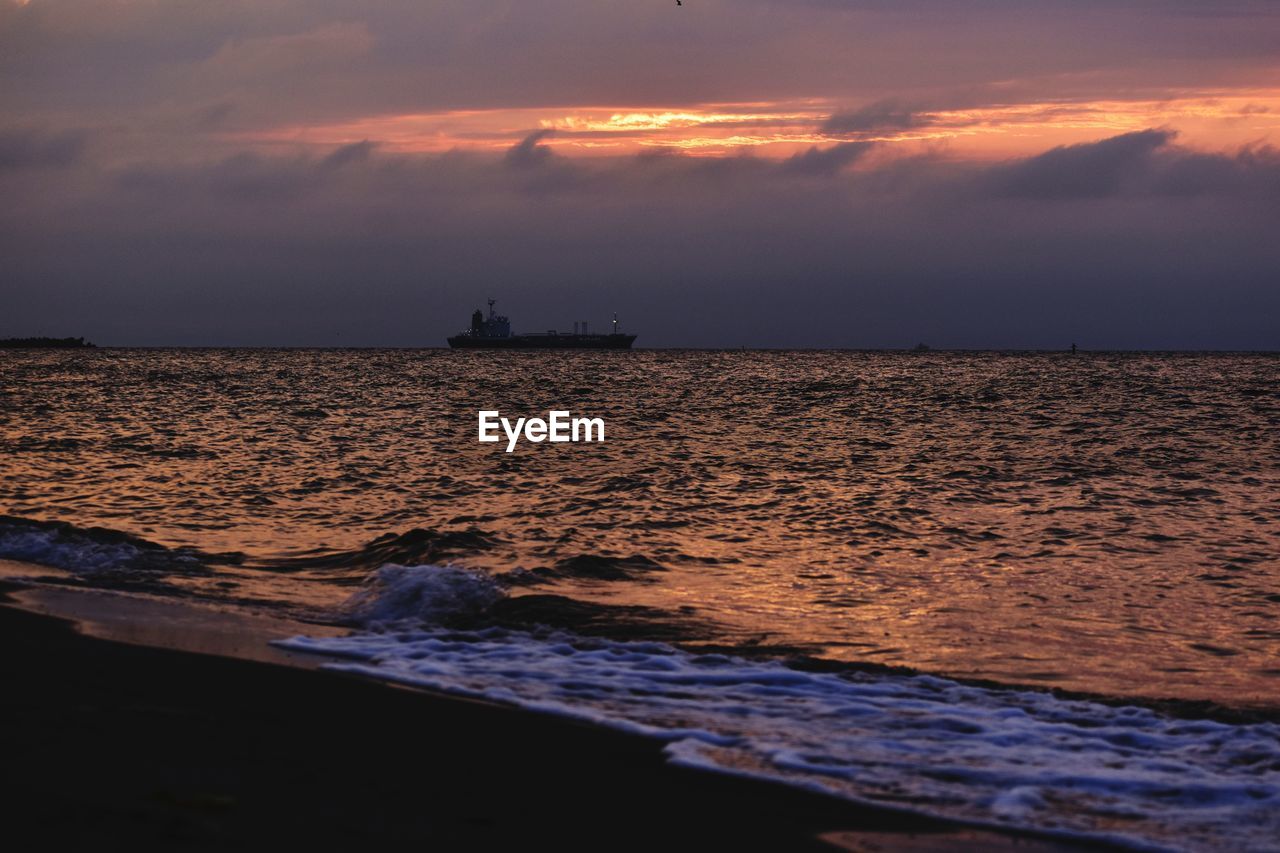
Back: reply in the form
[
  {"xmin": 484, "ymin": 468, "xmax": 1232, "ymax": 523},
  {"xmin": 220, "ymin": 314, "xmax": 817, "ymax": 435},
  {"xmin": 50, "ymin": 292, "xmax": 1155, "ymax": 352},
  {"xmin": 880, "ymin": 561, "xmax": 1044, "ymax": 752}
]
[{"xmin": 0, "ymin": 580, "xmax": 1094, "ymax": 851}]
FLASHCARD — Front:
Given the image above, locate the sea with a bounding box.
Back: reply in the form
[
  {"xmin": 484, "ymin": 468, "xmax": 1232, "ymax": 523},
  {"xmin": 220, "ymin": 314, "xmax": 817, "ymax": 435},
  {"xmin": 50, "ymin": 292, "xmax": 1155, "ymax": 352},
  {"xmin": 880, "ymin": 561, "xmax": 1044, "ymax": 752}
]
[{"xmin": 2, "ymin": 349, "xmax": 1277, "ymax": 851}]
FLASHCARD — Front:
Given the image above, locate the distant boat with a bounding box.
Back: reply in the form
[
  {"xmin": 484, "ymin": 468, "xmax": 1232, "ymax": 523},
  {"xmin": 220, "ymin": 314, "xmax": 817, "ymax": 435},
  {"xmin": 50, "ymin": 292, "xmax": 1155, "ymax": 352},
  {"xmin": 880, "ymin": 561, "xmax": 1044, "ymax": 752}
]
[
  {"xmin": 447, "ymin": 299, "xmax": 636, "ymax": 350},
  {"xmin": 0, "ymin": 336, "xmax": 95, "ymax": 349}
]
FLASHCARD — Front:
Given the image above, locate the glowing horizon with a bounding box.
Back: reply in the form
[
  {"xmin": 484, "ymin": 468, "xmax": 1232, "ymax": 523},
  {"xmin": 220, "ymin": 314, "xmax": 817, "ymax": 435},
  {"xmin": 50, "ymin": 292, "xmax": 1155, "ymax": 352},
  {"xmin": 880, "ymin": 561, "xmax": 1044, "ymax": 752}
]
[{"xmin": 237, "ymin": 89, "xmax": 1280, "ymax": 160}]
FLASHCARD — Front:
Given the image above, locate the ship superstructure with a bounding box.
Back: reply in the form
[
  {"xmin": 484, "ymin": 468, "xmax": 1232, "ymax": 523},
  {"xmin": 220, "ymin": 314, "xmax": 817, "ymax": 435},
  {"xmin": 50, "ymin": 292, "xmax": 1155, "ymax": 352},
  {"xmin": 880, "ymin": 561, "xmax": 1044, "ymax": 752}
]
[{"xmin": 447, "ymin": 299, "xmax": 636, "ymax": 349}]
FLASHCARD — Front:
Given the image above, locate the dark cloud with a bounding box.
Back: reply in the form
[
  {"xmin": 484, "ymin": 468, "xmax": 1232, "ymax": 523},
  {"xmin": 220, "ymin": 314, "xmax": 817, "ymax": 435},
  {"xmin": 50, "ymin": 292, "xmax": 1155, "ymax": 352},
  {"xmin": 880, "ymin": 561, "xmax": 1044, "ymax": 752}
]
[
  {"xmin": 321, "ymin": 139, "xmax": 377, "ymax": 169},
  {"xmin": 1153, "ymin": 144, "xmax": 1280, "ymax": 197},
  {"xmin": 505, "ymin": 129, "xmax": 556, "ymax": 168},
  {"xmin": 4, "ymin": 2, "xmax": 1280, "ymax": 134},
  {"xmin": 823, "ymin": 100, "xmax": 923, "ymax": 134},
  {"xmin": 0, "ymin": 128, "xmax": 87, "ymax": 171},
  {"xmin": 970, "ymin": 129, "xmax": 1280, "ymax": 202},
  {"xmin": 2, "ymin": 130, "xmax": 1276, "ymax": 349},
  {"xmin": 986, "ymin": 129, "xmax": 1174, "ymax": 199},
  {"xmin": 783, "ymin": 141, "xmax": 875, "ymax": 175}
]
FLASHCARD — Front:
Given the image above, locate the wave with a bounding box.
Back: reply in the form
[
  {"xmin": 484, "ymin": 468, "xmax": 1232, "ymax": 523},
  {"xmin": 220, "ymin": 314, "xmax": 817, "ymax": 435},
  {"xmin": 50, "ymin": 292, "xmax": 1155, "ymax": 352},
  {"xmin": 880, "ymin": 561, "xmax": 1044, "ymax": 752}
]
[
  {"xmin": 0, "ymin": 516, "xmax": 499, "ymax": 580},
  {"xmin": 548, "ymin": 553, "xmax": 667, "ymax": 581},
  {"xmin": 0, "ymin": 515, "xmax": 228, "ymax": 579},
  {"xmin": 279, "ymin": 621, "xmax": 1280, "ymax": 852},
  {"xmin": 336, "ymin": 564, "xmax": 505, "ymax": 627},
  {"xmin": 330, "ymin": 562, "xmax": 710, "ymax": 645},
  {"xmin": 267, "ymin": 528, "xmax": 499, "ymax": 573}
]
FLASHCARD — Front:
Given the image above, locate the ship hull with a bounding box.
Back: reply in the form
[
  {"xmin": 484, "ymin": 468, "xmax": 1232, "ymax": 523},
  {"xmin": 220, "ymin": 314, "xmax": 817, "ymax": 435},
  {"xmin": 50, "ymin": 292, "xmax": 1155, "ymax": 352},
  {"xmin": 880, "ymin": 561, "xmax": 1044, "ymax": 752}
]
[{"xmin": 448, "ymin": 334, "xmax": 636, "ymax": 350}]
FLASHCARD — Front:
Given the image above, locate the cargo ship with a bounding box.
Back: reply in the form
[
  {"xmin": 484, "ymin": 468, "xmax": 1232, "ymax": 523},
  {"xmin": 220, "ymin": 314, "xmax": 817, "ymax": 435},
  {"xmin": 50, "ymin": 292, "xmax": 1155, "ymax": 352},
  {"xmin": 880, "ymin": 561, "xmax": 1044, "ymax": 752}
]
[{"xmin": 447, "ymin": 300, "xmax": 636, "ymax": 349}]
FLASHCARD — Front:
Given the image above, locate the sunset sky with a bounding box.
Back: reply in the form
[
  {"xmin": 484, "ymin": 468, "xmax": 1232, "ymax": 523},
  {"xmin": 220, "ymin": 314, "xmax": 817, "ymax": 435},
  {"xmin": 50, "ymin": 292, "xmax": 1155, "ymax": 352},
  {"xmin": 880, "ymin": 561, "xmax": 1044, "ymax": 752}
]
[{"xmin": 2, "ymin": 0, "xmax": 1278, "ymax": 347}]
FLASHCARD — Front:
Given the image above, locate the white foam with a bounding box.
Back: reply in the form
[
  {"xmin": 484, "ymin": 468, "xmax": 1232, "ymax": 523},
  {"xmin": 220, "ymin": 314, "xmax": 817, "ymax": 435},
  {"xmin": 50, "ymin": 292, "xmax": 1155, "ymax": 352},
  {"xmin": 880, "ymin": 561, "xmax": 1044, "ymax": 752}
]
[
  {"xmin": 0, "ymin": 522, "xmax": 156, "ymax": 574},
  {"xmin": 336, "ymin": 563, "xmax": 504, "ymax": 627},
  {"xmin": 280, "ymin": 617, "xmax": 1280, "ymax": 852}
]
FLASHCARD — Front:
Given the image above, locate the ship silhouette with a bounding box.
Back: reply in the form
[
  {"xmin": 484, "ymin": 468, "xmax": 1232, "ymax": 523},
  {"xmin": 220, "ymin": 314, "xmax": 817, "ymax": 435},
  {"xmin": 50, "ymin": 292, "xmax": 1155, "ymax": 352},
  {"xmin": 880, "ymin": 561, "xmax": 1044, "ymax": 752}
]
[{"xmin": 447, "ymin": 299, "xmax": 637, "ymax": 349}]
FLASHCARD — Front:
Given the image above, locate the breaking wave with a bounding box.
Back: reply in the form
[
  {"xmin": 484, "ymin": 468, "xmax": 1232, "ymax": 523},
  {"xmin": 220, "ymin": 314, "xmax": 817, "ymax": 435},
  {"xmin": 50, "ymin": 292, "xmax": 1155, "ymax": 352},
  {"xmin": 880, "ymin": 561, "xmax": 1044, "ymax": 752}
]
[
  {"xmin": 0, "ymin": 516, "xmax": 221, "ymax": 578},
  {"xmin": 337, "ymin": 563, "xmax": 505, "ymax": 627},
  {"xmin": 279, "ymin": 623, "xmax": 1280, "ymax": 852}
]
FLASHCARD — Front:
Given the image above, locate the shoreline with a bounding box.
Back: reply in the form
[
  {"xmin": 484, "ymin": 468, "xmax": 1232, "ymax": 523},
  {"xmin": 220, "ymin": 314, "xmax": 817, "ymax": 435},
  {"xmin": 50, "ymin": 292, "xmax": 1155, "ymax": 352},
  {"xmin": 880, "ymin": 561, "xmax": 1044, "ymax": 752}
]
[
  {"xmin": 5, "ymin": 553, "xmax": 1272, "ymax": 725},
  {"xmin": 0, "ymin": 579, "xmax": 1090, "ymax": 851}
]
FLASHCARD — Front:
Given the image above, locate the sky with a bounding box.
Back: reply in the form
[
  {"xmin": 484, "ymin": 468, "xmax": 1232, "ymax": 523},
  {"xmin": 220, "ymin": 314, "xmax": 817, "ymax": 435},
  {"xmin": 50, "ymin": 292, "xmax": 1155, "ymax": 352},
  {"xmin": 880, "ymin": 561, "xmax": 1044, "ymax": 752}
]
[{"xmin": 2, "ymin": 0, "xmax": 1278, "ymax": 348}]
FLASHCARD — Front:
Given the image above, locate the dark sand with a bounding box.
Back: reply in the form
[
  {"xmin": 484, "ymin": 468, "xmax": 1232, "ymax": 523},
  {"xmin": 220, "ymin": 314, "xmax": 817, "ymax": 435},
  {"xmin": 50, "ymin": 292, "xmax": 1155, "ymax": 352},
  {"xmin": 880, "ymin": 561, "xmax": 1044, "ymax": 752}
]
[{"xmin": 0, "ymin": 582, "xmax": 1091, "ymax": 851}]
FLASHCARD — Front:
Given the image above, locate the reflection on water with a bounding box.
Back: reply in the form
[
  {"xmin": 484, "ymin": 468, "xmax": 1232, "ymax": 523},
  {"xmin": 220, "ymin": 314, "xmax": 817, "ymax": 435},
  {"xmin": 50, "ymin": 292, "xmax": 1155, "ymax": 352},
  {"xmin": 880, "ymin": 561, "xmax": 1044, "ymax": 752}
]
[{"xmin": 1, "ymin": 349, "xmax": 1277, "ymax": 706}]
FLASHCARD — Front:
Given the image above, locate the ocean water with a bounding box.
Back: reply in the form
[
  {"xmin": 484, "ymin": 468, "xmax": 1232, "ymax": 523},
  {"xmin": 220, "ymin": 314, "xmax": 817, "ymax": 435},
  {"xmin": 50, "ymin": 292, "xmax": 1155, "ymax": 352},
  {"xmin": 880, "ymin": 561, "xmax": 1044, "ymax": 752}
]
[{"xmin": 2, "ymin": 349, "xmax": 1278, "ymax": 849}]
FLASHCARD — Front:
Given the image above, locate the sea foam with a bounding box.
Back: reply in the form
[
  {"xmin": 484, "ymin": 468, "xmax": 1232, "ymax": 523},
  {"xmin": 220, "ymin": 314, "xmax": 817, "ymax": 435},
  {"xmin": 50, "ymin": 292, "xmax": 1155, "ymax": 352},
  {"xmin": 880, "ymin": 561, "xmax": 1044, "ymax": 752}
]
[
  {"xmin": 0, "ymin": 516, "xmax": 202, "ymax": 575},
  {"xmin": 278, "ymin": 564, "xmax": 1280, "ymax": 853},
  {"xmin": 336, "ymin": 563, "xmax": 504, "ymax": 626}
]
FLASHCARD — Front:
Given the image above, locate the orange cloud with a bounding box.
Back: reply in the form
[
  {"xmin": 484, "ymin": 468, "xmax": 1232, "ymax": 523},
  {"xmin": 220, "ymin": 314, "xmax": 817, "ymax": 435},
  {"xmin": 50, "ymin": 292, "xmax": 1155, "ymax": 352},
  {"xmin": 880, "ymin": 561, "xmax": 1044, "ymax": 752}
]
[{"xmin": 238, "ymin": 89, "xmax": 1280, "ymax": 160}]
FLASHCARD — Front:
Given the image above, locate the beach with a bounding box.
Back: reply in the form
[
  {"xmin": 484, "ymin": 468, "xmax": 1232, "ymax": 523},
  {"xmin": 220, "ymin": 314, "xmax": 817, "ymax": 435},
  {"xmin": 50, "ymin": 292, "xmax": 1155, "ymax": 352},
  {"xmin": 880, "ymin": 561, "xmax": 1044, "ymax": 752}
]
[{"xmin": 0, "ymin": 579, "xmax": 1082, "ymax": 851}]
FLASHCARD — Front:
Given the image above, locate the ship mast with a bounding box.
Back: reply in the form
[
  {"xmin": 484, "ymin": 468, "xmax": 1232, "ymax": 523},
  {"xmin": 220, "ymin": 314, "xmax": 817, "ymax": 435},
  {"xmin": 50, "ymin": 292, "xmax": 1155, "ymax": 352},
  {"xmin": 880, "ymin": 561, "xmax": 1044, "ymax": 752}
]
[
  {"xmin": 488, "ymin": 297, "xmax": 496, "ymax": 320},
  {"xmin": 612, "ymin": 312, "xmax": 618, "ymax": 334}
]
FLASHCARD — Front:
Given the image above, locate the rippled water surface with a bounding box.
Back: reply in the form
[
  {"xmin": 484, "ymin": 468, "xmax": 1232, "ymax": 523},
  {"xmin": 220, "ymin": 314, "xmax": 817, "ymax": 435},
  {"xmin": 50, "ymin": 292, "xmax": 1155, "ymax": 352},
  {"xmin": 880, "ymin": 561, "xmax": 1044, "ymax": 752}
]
[{"xmin": 2, "ymin": 349, "xmax": 1278, "ymax": 707}]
